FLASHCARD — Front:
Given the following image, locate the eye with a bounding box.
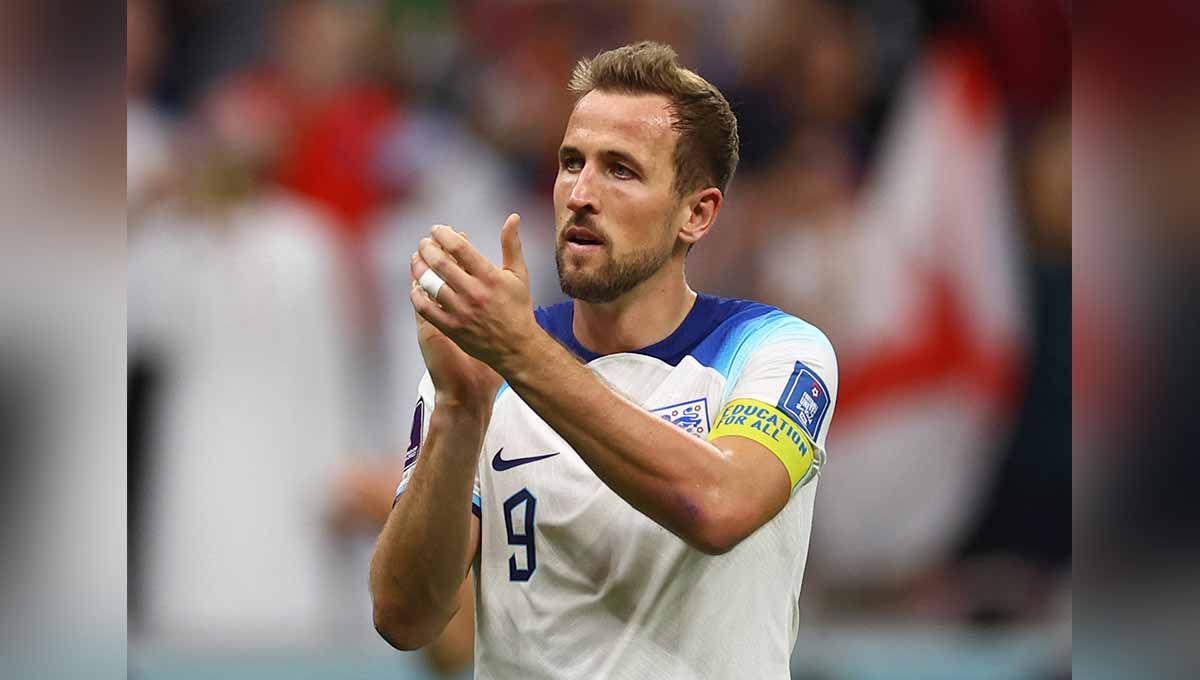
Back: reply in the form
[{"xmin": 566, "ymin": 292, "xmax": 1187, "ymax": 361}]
[
  {"xmin": 561, "ymin": 156, "xmax": 583, "ymax": 172},
  {"xmin": 611, "ymin": 164, "xmax": 635, "ymax": 179}
]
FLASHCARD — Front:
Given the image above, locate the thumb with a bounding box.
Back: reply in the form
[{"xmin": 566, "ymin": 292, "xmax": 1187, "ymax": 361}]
[{"xmin": 500, "ymin": 212, "xmax": 527, "ymax": 279}]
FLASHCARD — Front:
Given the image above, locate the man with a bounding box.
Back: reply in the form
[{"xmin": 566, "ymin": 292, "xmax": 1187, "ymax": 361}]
[{"xmin": 370, "ymin": 42, "xmax": 838, "ymax": 679}]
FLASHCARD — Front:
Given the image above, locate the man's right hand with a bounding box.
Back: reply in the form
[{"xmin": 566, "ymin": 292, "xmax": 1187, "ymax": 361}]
[{"xmin": 411, "ymin": 252, "xmax": 503, "ymax": 409}]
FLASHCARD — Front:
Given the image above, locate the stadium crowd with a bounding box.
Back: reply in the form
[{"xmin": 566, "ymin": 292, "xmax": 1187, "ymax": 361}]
[{"xmin": 127, "ymin": 1, "xmax": 1070, "ymax": 678}]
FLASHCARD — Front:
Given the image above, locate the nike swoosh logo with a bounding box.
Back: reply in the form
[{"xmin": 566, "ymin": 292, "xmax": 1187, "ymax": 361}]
[{"xmin": 491, "ymin": 448, "xmax": 560, "ymax": 471}]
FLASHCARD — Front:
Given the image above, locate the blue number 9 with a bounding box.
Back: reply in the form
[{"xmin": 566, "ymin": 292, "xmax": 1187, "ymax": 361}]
[{"xmin": 503, "ymin": 488, "xmax": 537, "ymax": 582}]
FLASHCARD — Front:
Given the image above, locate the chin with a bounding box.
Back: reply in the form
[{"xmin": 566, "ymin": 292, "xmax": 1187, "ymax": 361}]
[
  {"xmin": 557, "ymin": 269, "xmax": 616, "ymax": 304},
  {"xmin": 557, "ymin": 245, "xmax": 601, "ymax": 273},
  {"xmin": 556, "ymin": 240, "xmax": 666, "ymax": 303}
]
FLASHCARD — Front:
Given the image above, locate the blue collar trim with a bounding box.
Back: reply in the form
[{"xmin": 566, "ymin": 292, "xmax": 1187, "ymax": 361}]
[{"xmin": 534, "ymin": 294, "xmax": 774, "ymax": 367}]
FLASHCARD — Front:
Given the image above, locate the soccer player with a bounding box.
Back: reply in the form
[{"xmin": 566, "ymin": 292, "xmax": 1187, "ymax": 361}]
[{"xmin": 370, "ymin": 42, "xmax": 838, "ymax": 679}]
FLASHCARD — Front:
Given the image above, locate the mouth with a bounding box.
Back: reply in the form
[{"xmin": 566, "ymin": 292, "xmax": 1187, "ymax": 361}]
[
  {"xmin": 563, "ymin": 225, "xmax": 605, "ymax": 247},
  {"xmin": 562, "ymin": 225, "xmax": 606, "ymax": 255}
]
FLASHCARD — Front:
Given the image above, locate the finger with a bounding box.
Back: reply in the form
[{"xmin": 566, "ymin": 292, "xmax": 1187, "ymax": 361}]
[
  {"xmin": 410, "ymin": 250, "xmax": 435, "ymax": 286},
  {"xmin": 410, "ymin": 250, "xmax": 427, "ymax": 278},
  {"xmin": 408, "ymin": 280, "xmax": 436, "ymax": 329},
  {"xmin": 409, "ymin": 280, "xmax": 459, "ymax": 334},
  {"xmin": 417, "ymin": 237, "xmax": 478, "ymax": 304},
  {"xmin": 430, "ymin": 224, "xmax": 495, "ymax": 277},
  {"xmin": 500, "ymin": 213, "xmax": 527, "ymax": 279},
  {"xmin": 411, "ymin": 250, "xmax": 465, "ymax": 310},
  {"xmin": 418, "ymin": 268, "xmax": 447, "ymax": 300}
]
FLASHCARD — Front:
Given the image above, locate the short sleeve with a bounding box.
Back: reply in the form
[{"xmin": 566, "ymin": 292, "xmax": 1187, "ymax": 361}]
[
  {"xmin": 471, "ymin": 455, "xmax": 482, "ymax": 518},
  {"xmin": 394, "ymin": 372, "xmax": 436, "ymax": 499},
  {"xmin": 394, "ymin": 372, "xmax": 484, "ymax": 518},
  {"xmin": 708, "ymin": 321, "xmax": 838, "ymax": 491}
]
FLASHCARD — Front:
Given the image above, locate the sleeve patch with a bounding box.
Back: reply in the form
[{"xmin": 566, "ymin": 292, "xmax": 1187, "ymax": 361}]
[
  {"xmin": 395, "ymin": 397, "xmax": 425, "ymax": 498},
  {"xmin": 404, "ymin": 397, "xmax": 424, "ymax": 471},
  {"xmin": 708, "ymin": 398, "xmax": 816, "ymax": 488},
  {"xmin": 777, "ymin": 361, "xmax": 830, "ymax": 441}
]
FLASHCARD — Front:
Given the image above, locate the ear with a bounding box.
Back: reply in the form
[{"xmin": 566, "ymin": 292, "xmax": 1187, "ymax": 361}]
[{"xmin": 677, "ymin": 187, "xmax": 723, "ymax": 249}]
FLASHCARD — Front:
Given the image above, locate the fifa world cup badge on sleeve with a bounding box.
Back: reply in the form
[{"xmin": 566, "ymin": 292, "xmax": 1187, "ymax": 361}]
[
  {"xmin": 398, "ymin": 397, "xmax": 425, "ymax": 493},
  {"xmin": 776, "ymin": 361, "xmax": 830, "ymax": 441}
]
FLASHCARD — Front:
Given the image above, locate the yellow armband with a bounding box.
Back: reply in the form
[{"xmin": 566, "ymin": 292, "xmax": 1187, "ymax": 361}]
[{"xmin": 708, "ymin": 398, "xmax": 817, "ymax": 488}]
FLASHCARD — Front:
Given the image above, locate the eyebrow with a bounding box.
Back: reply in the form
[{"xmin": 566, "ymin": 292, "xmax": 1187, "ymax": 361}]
[{"xmin": 559, "ymin": 145, "xmax": 647, "ymax": 176}]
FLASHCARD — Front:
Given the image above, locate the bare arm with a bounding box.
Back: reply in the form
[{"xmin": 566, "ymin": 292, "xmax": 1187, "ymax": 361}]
[
  {"xmin": 424, "ymin": 574, "xmax": 476, "ymax": 675},
  {"xmin": 370, "ymin": 243, "xmax": 502, "ymax": 650},
  {"xmin": 369, "ymin": 403, "xmax": 485, "ymax": 650},
  {"xmin": 369, "ymin": 401, "xmax": 485, "ymax": 650}
]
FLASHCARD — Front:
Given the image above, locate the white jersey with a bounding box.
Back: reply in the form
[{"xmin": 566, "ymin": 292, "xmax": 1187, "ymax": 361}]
[{"xmin": 397, "ymin": 295, "xmax": 838, "ymax": 679}]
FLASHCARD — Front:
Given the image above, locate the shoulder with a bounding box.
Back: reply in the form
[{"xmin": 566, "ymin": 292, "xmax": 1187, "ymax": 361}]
[
  {"xmin": 708, "ymin": 296, "xmax": 831, "ymax": 347},
  {"xmin": 689, "ymin": 295, "xmax": 835, "ymax": 378}
]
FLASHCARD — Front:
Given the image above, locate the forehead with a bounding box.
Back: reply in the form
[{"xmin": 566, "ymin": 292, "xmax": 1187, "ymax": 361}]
[{"xmin": 562, "ymin": 91, "xmax": 677, "ymax": 164}]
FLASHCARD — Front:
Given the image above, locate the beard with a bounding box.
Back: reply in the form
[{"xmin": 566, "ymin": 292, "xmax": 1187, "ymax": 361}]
[{"xmin": 555, "ymin": 234, "xmax": 672, "ymax": 304}]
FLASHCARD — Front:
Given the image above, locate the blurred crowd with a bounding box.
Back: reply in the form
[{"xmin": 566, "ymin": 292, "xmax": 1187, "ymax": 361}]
[{"xmin": 127, "ymin": 0, "xmax": 1070, "ymax": 677}]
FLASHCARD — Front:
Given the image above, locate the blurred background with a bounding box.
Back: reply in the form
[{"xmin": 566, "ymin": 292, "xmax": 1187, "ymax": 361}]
[{"xmin": 125, "ymin": 0, "xmax": 1071, "ymax": 678}]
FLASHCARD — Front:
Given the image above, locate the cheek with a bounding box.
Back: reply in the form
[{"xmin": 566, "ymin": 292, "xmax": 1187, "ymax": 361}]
[
  {"xmin": 605, "ymin": 185, "xmax": 647, "ymax": 225},
  {"xmin": 553, "ymin": 174, "xmax": 573, "ymax": 213}
]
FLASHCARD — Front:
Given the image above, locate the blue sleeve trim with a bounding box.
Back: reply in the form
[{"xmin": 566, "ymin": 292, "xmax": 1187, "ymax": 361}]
[
  {"xmin": 693, "ymin": 310, "xmax": 808, "ymax": 377},
  {"xmin": 471, "ymin": 493, "xmax": 482, "ymax": 518}
]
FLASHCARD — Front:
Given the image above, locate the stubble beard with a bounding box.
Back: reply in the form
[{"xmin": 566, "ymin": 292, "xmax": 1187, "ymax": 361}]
[{"xmin": 555, "ymin": 237, "xmax": 672, "ymax": 304}]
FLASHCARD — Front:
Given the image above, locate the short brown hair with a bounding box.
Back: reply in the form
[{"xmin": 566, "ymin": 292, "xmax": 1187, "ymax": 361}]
[{"xmin": 568, "ymin": 41, "xmax": 739, "ymax": 197}]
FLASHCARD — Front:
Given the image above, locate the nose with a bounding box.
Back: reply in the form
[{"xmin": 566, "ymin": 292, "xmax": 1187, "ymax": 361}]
[{"xmin": 566, "ymin": 164, "xmax": 598, "ymax": 215}]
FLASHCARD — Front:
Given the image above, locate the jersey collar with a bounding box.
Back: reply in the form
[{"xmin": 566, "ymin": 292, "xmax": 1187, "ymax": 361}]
[{"xmin": 537, "ymin": 294, "xmax": 725, "ymax": 366}]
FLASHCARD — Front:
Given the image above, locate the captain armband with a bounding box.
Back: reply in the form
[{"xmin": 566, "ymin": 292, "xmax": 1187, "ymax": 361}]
[{"xmin": 707, "ymin": 398, "xmax": 821, "ymax": 488}]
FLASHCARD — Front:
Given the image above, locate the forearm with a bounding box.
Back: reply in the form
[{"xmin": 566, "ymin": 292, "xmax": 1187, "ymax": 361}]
[
  {"xmin": 369, "ymin": 401, "xmax": 488, "ymax": 648},
  {"xmin": 502, "ymin": 335, "xmax": 737, "ymax": 552}
]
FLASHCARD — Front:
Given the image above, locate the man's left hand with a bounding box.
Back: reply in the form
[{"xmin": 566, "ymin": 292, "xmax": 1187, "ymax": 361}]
[{"xmin": 411, "ymin": 213, "xmax": 541, "ymax": 374}]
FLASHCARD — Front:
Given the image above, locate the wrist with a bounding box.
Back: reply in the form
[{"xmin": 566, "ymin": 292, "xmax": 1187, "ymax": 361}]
[
  {"xmin": 432, "ymin": 396, "xmax": 494, "ymax": 424},
  {"xmin": 501, "ymin": 329, "xmax": 569, "ymax": 391},
  {"xmin": 495, "ymin": 327, "xmax": 553, "ymax": 385}
]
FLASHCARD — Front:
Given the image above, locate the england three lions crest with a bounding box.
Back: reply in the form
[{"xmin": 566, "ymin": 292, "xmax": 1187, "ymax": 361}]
[{"xmin": 651, "ymin": 397, "xmax": 710, "ymax": 438}]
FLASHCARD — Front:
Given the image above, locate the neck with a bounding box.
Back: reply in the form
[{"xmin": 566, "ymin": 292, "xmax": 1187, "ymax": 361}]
[{"xmin": 572, "ymin": 260, "xmax": 696, "ymax": 355}]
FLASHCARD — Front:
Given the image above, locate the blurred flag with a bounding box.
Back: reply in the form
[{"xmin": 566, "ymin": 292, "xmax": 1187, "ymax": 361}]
[{"xmin": 806, "ymin": 40, "xmax": 1027, "ymax": 589}]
